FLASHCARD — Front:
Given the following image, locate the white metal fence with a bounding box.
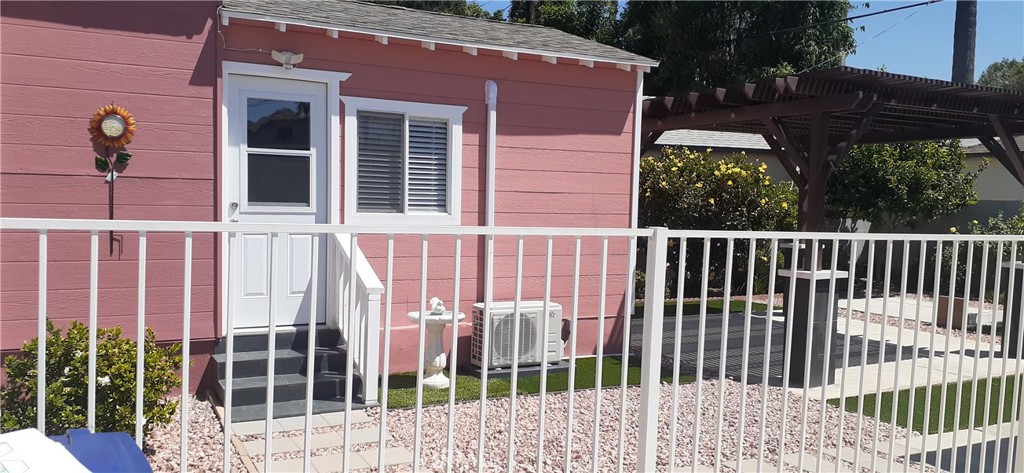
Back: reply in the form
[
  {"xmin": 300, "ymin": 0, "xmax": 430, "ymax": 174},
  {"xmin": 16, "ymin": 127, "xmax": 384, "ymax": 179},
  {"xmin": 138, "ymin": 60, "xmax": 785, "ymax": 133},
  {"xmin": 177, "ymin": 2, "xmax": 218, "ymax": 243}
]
[{"xmin": 1, "ymin": 217, "xmax": 1024, "ymax": 472}]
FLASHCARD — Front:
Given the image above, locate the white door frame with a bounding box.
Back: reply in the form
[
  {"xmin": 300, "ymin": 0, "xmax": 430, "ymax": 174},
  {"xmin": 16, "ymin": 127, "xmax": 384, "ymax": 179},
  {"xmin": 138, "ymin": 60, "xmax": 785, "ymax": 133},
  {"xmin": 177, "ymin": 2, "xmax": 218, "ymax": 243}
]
[{"xmin": 219, "ymin": 61, "xmax": 351, "ymax": 335}]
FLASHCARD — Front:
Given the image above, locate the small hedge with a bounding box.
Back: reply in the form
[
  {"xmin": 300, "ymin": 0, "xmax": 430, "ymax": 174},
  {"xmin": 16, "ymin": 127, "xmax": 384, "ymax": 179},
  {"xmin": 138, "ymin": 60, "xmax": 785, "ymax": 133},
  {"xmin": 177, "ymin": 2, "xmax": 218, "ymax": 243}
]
[{"xmin": 1, "ymin": 320, "xmax": 182, "ymax": 437}]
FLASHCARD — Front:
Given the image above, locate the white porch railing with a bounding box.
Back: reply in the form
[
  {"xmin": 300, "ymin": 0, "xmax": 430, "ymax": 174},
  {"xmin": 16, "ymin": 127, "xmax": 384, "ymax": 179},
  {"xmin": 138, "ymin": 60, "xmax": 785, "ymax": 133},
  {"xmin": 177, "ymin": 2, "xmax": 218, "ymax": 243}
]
[
  {"xmin": 1, "ymin": 217, "xmax": 1023, "ymax": 473},
  {"xmin": 331, "ymin": 233, "xmax": 384, "ymax": 405}
]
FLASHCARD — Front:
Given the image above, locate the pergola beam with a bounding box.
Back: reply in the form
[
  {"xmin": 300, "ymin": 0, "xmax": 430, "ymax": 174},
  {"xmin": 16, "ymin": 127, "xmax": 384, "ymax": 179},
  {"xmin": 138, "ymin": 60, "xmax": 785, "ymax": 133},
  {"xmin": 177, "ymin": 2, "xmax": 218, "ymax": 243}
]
[
  {"xmin": 640, "ymin": 130, "xmax": 664, "ymax": 155},
  {"xmin": 979, "ymin": 137, "xmax": 1024, "ymax": 186},
  {"xmin": 762, "ymin": 117, "xmax": 809, "ymax": 173},
  {"xmin": 761, "ymin": 131, "xmax": 807, "ymax": 188},
  {"xmin": 831, "ymin": 101, "xmax": 885, "ymax": 165},
  {"xmin": 990, "ymin": 115, "xmax": 1024, "ymax": 185},
  {"xmin": 644, "ymin": 91, "xmax": 868, "ymax": 133}
]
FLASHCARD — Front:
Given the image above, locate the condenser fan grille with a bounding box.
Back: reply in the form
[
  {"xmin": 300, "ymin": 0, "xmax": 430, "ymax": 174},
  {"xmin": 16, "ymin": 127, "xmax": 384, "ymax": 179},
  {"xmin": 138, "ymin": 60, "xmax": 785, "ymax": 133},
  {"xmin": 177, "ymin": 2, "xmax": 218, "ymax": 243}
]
[{"xmin": 492, "ymin": 314, "xmax": 538, "ymax": 362}]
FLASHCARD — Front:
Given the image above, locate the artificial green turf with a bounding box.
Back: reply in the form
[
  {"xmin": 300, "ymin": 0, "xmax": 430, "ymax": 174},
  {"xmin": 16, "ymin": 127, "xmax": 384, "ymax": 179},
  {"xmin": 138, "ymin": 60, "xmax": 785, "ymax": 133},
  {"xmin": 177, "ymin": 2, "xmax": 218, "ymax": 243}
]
[
  {"xmin": 383, "ymin": 356, "xmax": 695, "ymax": 409},
  {"xmin": 634, "ymin": 298, "xmax": 769, "ymax": 317},
  {"xmin": 827, "ymin": 376, "xmax": 1022, "ymax": 434}
]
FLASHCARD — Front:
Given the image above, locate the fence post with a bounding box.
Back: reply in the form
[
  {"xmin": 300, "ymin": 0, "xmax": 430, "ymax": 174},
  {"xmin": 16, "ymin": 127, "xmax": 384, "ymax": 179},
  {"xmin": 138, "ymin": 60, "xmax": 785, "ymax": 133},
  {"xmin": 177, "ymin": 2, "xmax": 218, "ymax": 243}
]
[{"xmin": 637, "ymin": 227, "xmax": 669, "ymax": 471}]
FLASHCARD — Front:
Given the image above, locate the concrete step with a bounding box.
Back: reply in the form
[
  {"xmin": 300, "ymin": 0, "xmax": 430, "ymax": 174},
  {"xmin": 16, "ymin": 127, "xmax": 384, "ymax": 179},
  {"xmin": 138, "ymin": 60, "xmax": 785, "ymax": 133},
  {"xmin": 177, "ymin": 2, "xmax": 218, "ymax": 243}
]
[
  {"xmin": 216, "ymin": 372, "xmax": 364, "ymax": 408},
  {"xmin": 214, "ymin": 328, "xmax": 343, "ymax": 355},
  {"xmin": 212, "ymin": 347, "xmax": 349, "ymax": 379},
  {"xmin": 227, "ymin": 398, "xmax": 369, "ymax": 423}
]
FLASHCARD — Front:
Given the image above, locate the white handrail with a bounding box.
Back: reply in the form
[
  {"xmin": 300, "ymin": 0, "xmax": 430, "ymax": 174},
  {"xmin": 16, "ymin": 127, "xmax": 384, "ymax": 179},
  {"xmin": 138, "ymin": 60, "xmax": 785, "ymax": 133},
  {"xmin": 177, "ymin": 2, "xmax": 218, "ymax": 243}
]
[{"xmin": 332, "ymin": 233, "xmax": 384, "ymax": 405}]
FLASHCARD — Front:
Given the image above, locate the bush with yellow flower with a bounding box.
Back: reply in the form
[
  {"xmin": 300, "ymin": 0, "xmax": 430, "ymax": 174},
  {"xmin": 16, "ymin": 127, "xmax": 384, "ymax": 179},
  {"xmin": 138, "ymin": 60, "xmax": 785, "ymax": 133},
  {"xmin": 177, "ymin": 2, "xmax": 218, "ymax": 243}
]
[
  {"xmin": 638, "ymin": 146, "xmax": 797, "ymax": 296},
  {"xmin": 639, "ymin": 146, "xmax": 796, "ymax": 231}
]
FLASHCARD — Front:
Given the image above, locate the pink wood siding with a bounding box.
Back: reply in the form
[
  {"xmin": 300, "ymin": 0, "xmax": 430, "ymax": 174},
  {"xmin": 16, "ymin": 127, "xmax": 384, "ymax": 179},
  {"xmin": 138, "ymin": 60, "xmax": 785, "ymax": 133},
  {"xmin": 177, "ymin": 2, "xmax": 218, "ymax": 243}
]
[
  {"xmin": 0, "ymin": 6, "xmax": 638, "ymax": 379},
  {"xmin": 0, "ymin": 0, "xmax": 220, "ymax": 387},
  {"xmin": 222, "ymin": 22, "xmax": 638, "ymax": 372}
]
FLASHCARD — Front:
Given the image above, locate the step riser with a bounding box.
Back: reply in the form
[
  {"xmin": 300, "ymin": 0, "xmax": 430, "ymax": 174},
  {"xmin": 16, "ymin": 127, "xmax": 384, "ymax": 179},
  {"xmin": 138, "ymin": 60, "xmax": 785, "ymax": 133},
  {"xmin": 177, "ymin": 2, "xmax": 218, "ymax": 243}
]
[
  {"xmin": 217, "ymin": 377, "xmax": 364, "ymax": 406},
  {"xmin": 216, "ymin": 351, "xmax": 347, "ymax": 380},
  {"xmin": 228, "ymin": 399, "xmax": 368, "ymax": 422},
  {"xmin": 214, "ymin": 330, "xmax": 342, "ymax": 355}
]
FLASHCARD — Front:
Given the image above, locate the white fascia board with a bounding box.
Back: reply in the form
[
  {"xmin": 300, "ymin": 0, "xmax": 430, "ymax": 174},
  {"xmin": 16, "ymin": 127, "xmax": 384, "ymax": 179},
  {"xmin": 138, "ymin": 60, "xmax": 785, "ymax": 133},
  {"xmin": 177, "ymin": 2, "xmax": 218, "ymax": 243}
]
[{"xmin": 220, "ymin": 10, "xmax": 660, "ymax": 69}]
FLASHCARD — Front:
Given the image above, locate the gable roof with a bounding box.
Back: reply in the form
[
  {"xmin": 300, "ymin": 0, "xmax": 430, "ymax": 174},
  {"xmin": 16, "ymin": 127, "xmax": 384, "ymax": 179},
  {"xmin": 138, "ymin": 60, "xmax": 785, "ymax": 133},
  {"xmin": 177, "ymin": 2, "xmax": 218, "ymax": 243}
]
[
  {"xmin": 962, "ymin": 136, "xmax": 1024, "ymax": 155},
  {"xmin": 654, "ymin": 130, "xmax": 771, "ymax": 151},
  {"xmin": 220, "ymin": 0, "xmax": 658, "ymax": 68}
]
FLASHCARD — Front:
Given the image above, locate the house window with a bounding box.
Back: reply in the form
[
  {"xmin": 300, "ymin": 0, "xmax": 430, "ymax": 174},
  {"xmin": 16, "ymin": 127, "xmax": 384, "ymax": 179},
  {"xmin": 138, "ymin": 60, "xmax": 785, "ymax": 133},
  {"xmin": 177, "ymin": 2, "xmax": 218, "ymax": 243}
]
[{"xmin": 342, "ymin": 97, "xmax": 466, "ymax": 225}]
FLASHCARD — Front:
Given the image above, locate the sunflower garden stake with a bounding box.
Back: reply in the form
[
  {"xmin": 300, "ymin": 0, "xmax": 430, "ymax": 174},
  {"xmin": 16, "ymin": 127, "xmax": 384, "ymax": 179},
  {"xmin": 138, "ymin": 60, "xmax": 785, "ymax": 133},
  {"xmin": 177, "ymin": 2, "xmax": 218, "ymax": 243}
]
[{"xmin": 89, "ymin": 104, "xmax": 136, "ymax": 254}]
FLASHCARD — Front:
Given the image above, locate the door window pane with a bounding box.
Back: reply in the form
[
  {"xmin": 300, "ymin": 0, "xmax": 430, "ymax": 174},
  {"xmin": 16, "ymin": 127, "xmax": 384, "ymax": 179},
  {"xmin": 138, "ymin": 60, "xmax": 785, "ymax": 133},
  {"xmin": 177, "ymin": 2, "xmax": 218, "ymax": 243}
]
[
  {"xmin": 248, "ymin": 153, "xmax": 310, "ymax": 206},
  {"xmin": 248, "ymin": 98, "xmax": 310, "ymax": 150}
]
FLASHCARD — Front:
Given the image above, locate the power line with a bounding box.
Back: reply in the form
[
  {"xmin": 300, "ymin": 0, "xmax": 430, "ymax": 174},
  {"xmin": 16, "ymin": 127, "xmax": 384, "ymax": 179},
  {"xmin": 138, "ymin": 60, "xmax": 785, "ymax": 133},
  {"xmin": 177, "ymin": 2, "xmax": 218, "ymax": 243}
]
[
  {"xmin": 723, "ymin": 0, "xmax": 943, "ymax": 45},
  {"xmin": 798, "ymin": 6, "xmax": 927, "ymax": 74}
]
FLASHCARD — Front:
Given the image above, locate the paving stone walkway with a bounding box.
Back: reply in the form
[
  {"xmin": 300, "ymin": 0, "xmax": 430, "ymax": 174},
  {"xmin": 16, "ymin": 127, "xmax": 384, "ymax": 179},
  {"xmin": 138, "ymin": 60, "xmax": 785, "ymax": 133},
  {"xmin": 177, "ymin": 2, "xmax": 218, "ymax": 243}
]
[{"xmin": 229, "ymin": 411, "xmax": 413, "ymax": 472}]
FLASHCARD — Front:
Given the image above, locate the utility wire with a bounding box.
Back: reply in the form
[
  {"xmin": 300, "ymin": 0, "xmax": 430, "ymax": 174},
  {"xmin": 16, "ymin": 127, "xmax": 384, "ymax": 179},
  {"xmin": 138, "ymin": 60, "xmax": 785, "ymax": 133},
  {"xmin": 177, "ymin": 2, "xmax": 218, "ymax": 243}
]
[
  {"xmin": 723, "ymin": 0, "xmax": 942, "ymax": 45},
  {"xmin": 798, "ymin": 5, "xmax": 929, "ymax": 74}
]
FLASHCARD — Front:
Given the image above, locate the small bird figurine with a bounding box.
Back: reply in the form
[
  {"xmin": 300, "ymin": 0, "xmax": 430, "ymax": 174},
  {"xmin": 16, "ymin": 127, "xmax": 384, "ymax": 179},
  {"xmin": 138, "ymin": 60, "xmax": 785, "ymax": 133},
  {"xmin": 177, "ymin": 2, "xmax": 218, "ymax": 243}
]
[{"xmin": 429, "ymin": 297, "xmax": 446, "ymax": 315}]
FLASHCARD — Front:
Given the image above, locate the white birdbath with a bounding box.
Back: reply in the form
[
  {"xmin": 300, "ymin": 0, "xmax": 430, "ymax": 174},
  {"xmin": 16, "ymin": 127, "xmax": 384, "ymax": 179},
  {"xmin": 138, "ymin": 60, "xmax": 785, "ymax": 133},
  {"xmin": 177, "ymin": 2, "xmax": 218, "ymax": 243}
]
[{"xmin": 406, "ymin": 310, "xmax": 465, "ymax": 389}]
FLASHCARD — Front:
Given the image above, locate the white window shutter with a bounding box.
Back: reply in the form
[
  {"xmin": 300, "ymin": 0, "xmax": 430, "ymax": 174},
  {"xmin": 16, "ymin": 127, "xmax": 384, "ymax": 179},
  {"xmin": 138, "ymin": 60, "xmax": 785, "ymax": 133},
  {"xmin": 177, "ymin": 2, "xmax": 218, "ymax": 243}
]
[
  {"xmin": 356, "ymin": 112, "xmax": 403, "ymax": 213},
  {"xmin": 407, "ymin": 118, "xmax": 449, "ymax": 213}
]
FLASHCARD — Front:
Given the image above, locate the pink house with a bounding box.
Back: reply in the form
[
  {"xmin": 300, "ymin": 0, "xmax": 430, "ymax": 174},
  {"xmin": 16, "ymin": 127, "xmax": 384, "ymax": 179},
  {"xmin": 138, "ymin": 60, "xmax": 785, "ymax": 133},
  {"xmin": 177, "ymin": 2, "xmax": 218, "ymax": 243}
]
[{"xmin": 0, "ymin": 0, "xmax": 655, "ymax": 414}]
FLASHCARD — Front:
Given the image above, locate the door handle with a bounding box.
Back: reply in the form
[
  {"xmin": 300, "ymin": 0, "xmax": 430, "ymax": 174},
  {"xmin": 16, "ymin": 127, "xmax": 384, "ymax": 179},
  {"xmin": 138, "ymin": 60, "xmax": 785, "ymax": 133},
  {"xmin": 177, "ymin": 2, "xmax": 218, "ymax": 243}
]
[
  {"xmin": 229, "ymin": 201, "xmax": 239, "ymax": 209},
  {"xmin": 229, "ymin": 218, "xmax": 238, "ymax": 222}
]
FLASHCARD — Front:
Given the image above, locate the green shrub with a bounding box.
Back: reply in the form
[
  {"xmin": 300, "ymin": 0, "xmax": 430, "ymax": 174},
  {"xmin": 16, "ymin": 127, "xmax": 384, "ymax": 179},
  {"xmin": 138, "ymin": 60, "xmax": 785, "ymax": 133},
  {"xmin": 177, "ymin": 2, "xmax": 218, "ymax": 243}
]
[
  {"xmin": 929, "ymin": 205, "xmax": 1024, "ymax": 300},
  {"xmin": 639, "ymin": 147, "xmax": 797, "ymax": 232},
  {"xmin": 638, "ymin": 147, "xmax": 797, "ymax": 296},
  {"xmin": 1, "ymin": 320, "xmax": 182, "ymax": 437}
]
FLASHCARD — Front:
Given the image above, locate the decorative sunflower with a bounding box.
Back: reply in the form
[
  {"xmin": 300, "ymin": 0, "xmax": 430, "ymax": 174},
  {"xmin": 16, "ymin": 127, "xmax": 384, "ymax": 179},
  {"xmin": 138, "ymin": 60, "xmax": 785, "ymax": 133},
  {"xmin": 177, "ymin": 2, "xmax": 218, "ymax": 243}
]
[{"xmin": 89, "ymin": 104, "xmax": 136, "ymax": 148}]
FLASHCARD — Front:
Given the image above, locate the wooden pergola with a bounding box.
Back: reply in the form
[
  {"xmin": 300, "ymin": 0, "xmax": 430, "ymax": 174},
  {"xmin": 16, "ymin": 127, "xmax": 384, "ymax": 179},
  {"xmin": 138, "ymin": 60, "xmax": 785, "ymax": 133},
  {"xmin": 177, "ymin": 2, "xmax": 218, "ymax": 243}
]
[{"xmin": 642, "ymin": 67, "xmax": 1024, "ymax": 235}]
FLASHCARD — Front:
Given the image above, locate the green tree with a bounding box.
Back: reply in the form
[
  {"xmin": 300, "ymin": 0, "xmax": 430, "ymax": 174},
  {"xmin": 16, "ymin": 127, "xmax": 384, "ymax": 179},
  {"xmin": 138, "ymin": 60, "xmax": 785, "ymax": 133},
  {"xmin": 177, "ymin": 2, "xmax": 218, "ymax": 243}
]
[
  {"xmin": 370, "ymin": 1, "xmax": 504, "ymax": 20},
  {"xmin": 978, "ymin": 57, "xmax": 1024, "ymax": 91},
  {"xmin": 620, "ymin": 1, "xmax": 856, "ymax": 95},
  {"xmin": 825, "ymin": 140, "xmax": 987, "ymax": 232},
  {"xmin": 509, "ymin": 1, "xmax": 620, "ymax": 44}
]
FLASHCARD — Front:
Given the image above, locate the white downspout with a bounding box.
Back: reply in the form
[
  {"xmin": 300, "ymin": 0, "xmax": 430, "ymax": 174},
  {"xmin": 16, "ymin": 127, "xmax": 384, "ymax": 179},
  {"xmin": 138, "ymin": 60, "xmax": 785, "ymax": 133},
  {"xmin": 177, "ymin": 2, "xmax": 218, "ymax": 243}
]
[
  {"xmin": 630, "ymin": 70, "xmax": 643, "ymax": 231},
  {"xmin": 485, "ymin": 80, "xmax": 498, "ymax": 227},
  {"xmin": 628, "ymin": 70, "xmax": 644, "ymax": 316},
  {"xmin": 476, "ymin": 82, "xmax": 498, "ymax": 465},
  {"xmin": 483, "ymin": 80, "xmax": 498, "ymax": 307}
]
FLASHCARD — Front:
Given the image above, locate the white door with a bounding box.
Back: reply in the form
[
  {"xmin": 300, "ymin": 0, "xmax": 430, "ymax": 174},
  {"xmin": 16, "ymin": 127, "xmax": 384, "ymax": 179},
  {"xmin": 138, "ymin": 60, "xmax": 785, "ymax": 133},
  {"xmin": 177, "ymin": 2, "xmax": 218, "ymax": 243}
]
[{"xmin": 226, "ymin": 75, "xmax": 328, "ymax": 328}]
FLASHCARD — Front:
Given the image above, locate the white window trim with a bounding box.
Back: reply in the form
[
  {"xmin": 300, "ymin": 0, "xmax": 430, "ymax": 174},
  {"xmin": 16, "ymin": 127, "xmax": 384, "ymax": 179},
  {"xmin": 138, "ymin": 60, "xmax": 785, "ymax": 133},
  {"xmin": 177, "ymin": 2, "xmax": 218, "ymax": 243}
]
[{"xmin": 341, "ymin": 96, "xmax": 466, "ymax": 226}]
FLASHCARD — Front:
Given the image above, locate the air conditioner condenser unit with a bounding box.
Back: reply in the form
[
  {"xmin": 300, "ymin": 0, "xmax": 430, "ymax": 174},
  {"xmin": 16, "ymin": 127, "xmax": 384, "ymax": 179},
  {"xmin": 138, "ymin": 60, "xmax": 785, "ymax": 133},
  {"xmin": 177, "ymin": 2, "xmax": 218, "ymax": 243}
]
[{"xmin": 470, "ymin": 301, "xmax": 562, "ymax": 370}]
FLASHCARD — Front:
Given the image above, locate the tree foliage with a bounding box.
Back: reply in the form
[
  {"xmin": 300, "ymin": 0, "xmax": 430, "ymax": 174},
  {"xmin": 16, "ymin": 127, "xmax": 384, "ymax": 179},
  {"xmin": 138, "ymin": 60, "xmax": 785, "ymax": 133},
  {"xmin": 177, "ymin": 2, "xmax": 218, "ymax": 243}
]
[
  {"xmin": 508, "ymin": 0, "xmax": 619, "ymax": 44},
  {"xmin": 825, "ymin": 140, "xmax": 987, "ymax": 231},
  {"xmin": 620, "ymin": 1, "xmax": 856, "ymax": 95},
  {"xmin": 370, "ymin": 0, "xmax": 504, "ymax": 20},
  {"xmin": 978, "ymin": 57, "xmax": 1024, "ymax": 91}
]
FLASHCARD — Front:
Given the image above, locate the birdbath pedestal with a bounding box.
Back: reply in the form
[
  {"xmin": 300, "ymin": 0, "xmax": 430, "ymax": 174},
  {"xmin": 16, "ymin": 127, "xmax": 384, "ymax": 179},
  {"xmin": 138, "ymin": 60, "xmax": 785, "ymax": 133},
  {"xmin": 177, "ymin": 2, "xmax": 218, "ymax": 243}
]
[{"xmin": 406, "ymin": 310, "xmax": 466, "ymax": 389}]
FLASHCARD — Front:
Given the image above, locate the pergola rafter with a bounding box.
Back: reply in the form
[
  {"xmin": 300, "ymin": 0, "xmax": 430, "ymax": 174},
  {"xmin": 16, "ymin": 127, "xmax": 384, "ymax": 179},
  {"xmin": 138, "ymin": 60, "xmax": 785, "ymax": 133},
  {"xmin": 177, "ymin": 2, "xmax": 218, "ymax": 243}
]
[{"xmin": 642, "ymin": 66, "xmax": 1024, "ymax": 268}]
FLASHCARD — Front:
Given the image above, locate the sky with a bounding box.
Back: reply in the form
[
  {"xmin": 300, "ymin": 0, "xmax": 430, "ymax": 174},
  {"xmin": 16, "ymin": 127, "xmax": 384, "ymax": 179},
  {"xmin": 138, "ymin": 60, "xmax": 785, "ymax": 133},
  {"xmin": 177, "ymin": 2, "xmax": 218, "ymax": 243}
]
[
  {"xmin": 478, "ymin": 0, "xmax": 1024, "ymax": 82},
  {"xmin": 845, "ymin": 0, "xmax": 1023, "ymax": 81}
]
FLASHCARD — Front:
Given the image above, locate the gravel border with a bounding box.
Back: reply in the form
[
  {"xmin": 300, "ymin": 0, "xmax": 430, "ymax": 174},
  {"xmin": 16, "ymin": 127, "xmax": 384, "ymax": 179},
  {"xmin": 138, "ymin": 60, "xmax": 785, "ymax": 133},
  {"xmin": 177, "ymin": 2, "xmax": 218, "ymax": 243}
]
[
  {"xmin": 377, "ymin": 380, "xmax": 929, "ymax": 472},
  {"xmin": 146, "ymin": 395, "xmax": 247, "ymax": 472}
]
